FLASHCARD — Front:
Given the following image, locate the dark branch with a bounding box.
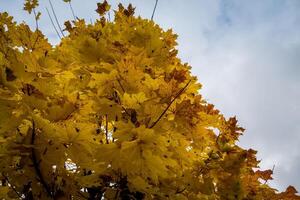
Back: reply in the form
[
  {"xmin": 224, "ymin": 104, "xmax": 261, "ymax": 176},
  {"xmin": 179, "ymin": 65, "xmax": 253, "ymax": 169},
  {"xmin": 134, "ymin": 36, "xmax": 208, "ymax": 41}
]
[
  {"xmin": 113, "ymin": 115, "xmax": 118, "ymax": 142},
  {"xmin": 1, "ymin": 173, "xmax": 22, "ymax": 198},
  {"xmin": 48, "ymin": 0, "xmax": 65, "ymax": 37},
  {"xmin": 31, "ymin": 120, "xmax": 53, "ymax": 198},
  {"xmin": 115, "ymin": 78, "xmax": 136, "ymax": 120},
  {"xmin": 149, "ymin": 80, "xmax": 191, "ymax": 128},
  {"xmin": 122, "ymin": 106, "xmax": 131, "ymax": 118},
  {"xmin": 46, "ymin": 7, "xmax": 62, "ymax": 40},
  {"xmin": 151, "ymin": 0, "xmax": 159, "ymax": 21},
  {"xmin": 272, "ymin": 164, "xmax": 275, "ymax": 173},
  {"xmin": 33, "ymin": 9, "xmax": 39, "ymax": 30},
  {"xmin": 68, "ymin": 1, "xmax": 76, "ymax": 21},
  {"xmin": 264, "ymin": 165, "xmax": 276, "ymax": 184},
  {"xmin": 105, "ymin": 115, "xmax": 109, "ymax": 144},
  {"xmin": 116, "ymin": 78, "xmax": 125, "ymax": 93}
]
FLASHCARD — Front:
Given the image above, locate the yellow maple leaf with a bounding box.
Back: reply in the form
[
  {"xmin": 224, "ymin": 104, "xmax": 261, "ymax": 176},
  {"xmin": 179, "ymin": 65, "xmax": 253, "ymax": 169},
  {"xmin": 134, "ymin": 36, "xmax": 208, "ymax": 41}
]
[
  {"xmin": 23, "ymin": 0, "xmax": 39, "ymax": 14},
  {"xmin": 122, "ymin": 92, "xmax": 148, "ymax": 109}
]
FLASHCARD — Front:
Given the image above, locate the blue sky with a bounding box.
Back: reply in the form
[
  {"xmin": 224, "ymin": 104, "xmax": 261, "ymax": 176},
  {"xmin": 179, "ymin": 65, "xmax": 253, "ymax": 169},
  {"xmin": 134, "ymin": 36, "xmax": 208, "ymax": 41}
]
[{"xmin": 1, "ymin": 0, "xmax": 300, "ymax": 192}]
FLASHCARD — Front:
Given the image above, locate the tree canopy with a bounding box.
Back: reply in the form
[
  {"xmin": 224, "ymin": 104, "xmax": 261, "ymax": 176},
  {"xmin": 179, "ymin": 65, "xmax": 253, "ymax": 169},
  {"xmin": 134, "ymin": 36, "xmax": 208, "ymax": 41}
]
[{"xmin": 0, "ymin": 0, "xmax": 299, "ymax": 199}]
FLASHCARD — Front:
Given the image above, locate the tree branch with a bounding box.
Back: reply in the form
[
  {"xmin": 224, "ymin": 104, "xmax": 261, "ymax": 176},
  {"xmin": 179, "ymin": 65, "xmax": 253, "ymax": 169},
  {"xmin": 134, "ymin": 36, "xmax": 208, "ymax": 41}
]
[
  {"xmin": 149, "ymin": 80, "xmax": 191, "ymax": 128},
  {"xmin": 46, "ymin": 7, "xmax": 62, "ymax": 40},
  {"xmin": 117, "ymin": 78, "xmax": 125, "ymax": 93},
  {"xmin": 105, "ymin": 115, "xmax": 109, "ymax": 144},
  {"xmin": 151, "ymin": 0, "xmax": 159, "ymax": 21},
  {"xmin": 68, "ymin": 1, "xmax": 76, "ymax": 21},
  {"xmin": 31, "ymin": 120, "xmax": 53, "ymax": 198},
  {"xmin": 1, "ymin": 173, "xmax": 22, "ymax": 199},
  {"xmin": 264, "ymin": 165, "xmax": 275, "ymax": 184},
  {"xmin": 48, "ymin": 0, "xmax": 65, "ymax": 37},
  {"xmin": 115, "ymin": 77, "xmax": 141, "ymax": 126},
  {"xmin": 33, "ymin": 8, "xmax": 39, "ymax": 30}
]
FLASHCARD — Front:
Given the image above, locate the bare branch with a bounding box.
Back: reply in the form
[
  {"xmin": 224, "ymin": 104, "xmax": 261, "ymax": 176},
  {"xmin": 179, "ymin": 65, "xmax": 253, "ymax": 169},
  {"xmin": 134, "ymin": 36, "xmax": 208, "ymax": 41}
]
[
  {"xmin": 151, "ymin": 0, "xmax": 159, "ymax": 21},
  {"xmin": 1, "ymin": 173, "xmax": 22, "ymax": 198},
  {"xmin": 149, "ymin": 80, "xmax": 191, "ymax": 128},
  {"xmin": 117, "ymin": 79, "xmax": 125, "ymax": 93},
  {"xmin": 105, "ymin": 114, "xmax": 109, "ymax": 144},
  {"xmin": 48, "ymin": 0, "xmax": 65, "ymax": 37},
  {"xmin": 264, "ymin": 165, "xmax": 276, "ymax": 184},
  {"xmin": 271, "ymin": 164, "xmax": 275, "ymax": 172},
  {"xmin": 33, "ymin": 8, "xmax": 39, "ymax": 30},
  {"xmin": 115, "ymin": 78, "xmax": 133, "ymax": 118},
  {"xmin": 46, "ymin": 7, "xmax": 62, "ymax": 40},
  {"xmin": 68, "ymin": 1, "xmax": 76, "ymax": 21}
]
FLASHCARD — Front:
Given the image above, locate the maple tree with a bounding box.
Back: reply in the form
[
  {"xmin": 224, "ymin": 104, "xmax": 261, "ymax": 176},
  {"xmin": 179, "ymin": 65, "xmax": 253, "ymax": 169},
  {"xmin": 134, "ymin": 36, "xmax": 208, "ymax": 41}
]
[{"xmin": 0, "ymin": 0, "xmax": 299, "ymax": 199}]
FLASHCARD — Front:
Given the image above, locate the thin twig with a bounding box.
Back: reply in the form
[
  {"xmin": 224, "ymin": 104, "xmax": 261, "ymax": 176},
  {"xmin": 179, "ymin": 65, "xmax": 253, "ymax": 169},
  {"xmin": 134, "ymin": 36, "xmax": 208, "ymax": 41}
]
[
  {"xmin": 149, "ymin": 80, "xmax": 191, "ymax": 128},
  {"xmin": 33, "ymin": 8, "xmax": 39, "ymax": 30},
  {"xmin": 48, "ymin": 0, "xmax": 65, "ymax": 37},
  {"xmin": 151, "ymin": 0, "xmax": 159, "ymax": 21},
  {"xmin": 264, "ymin": 165, "xmax": 276, "ymax": 184},
  {"xmin": 31, "ymin": 120, "xmax": 53, "ymax": 198},
  {"xmin": 1, "ymin": 173, "xmax": 22, "ymax": 198},
  {"xmin": 69, "ymin": 1, "xmax": 76, "ymax": 21},
  {"xmin": 122, "ymin": 106, "xmax": 131, "ymax": 118},
  {"xmin": 105, "ymin": 115, "xmax": 109, "ymax": 144},
  {"xmin": 116, "ymin": 78, "xmax": 125, "ymax": 93},
  {"xmin": 115, "ymin": 77, "xmax": 132, "ymax": 118},
  {"xmin": 271, "ymin": 164, "xmax": 275, "ymax": 172},
  {"xmin": 46, "ymin": 7, "xmax": 62, "ymax": 40}
]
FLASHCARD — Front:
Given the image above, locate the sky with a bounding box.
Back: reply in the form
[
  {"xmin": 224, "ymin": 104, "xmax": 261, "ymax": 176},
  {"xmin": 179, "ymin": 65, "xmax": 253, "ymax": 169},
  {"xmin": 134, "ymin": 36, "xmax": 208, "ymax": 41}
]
[{"xmin": 1, "ymin": 0, "xmax": 300, "ymax": 192}]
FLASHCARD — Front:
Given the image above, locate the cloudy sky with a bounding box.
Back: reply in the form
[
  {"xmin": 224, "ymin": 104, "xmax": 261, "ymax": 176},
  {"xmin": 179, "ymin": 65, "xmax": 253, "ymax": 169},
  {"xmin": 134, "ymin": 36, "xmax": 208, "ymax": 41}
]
[{"xmin": 1, "ymin": 0, "xmax": 299, "ymax": 192}]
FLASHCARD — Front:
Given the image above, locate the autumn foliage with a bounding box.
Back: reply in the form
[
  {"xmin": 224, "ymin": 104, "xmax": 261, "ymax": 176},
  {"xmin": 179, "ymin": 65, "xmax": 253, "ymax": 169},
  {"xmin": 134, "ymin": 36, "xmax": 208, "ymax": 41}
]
[{"xmin": 0, "ymin": 1, "xmax": 299, "ymax": 199}]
